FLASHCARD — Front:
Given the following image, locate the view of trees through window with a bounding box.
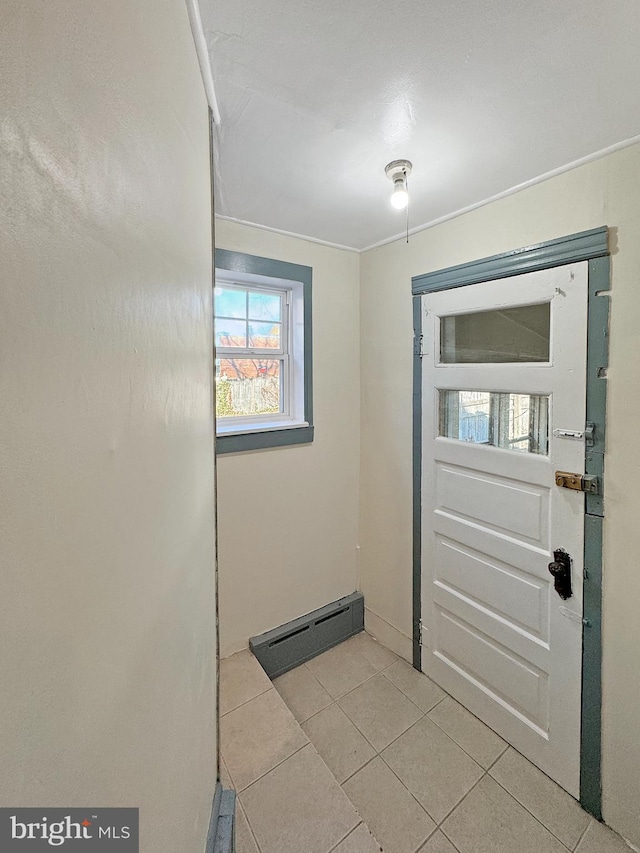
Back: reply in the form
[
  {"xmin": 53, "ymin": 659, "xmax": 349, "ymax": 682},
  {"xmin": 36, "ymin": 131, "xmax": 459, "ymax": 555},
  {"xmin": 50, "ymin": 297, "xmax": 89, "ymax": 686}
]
[{"xmin": 215, "ymin": 284, "xmax": 286, "ymax": 418}]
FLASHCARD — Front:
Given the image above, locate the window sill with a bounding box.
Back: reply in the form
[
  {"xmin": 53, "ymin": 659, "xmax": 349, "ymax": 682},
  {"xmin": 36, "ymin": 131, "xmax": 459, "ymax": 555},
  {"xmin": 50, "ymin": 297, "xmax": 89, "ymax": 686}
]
[
  {"xmin": 218, "ymin": 418, "xmax": 309, "ymax": 437},
  {"xmin": 216, "ymin": 423, "xmax": 314, "ymax": 454}
]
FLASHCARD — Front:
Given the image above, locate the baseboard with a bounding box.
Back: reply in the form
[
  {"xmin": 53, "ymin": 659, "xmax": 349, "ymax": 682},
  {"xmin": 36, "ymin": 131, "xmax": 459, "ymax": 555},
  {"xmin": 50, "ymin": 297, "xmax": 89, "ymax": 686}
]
[
  {"xmin": 250, "ymin": 592, "xmax": 364, "ymax": 679},
  {"xmin": 364, "ymin": 607, "xmax": 413, "ymax": 664},
  {"xmin": 206, "ymin": 783, "xmax": 236, "ymax": 853}
]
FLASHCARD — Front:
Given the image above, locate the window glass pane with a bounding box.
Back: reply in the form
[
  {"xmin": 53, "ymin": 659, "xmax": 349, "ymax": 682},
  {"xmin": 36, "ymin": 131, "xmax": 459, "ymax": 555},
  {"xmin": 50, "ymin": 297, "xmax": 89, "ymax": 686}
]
[
  {"xmin": 249, "ymin": 291, "xmax": 281, "ymax": 322},
  {"xmin": 216, "ymin": 358, "xmax": 283, "ymax": 416},
  {"xmin": 248, "ymin": 321, "xmax": 281, "ymax": 349},
  {"xmin": 215, "ymin": 318, "xmax": 246, "ymax": 348},
  {"xmin": 215, "ymin": 286, "xmax": 247, "ymax": 319},
  {"xmin": 439, "ymin": 390, "xmax": 549, "ymax": 455},
  {"xmin": 440, "ymin": 303, "xmax": 550, "ymax": 363}
]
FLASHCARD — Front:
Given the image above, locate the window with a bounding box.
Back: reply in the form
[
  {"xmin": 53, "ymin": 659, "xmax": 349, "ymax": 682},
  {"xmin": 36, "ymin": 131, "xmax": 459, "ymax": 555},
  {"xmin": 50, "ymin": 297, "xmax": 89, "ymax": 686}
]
[
  {"xmin": 440, "ymin": 303, "xmax": 551, "ymax": 363},
  {"xmin": 439, "ymin": 389, "xmax": 549, "ymax": 455},
  {"xmin": 214, "ymin": 250, "xmax": 313, "ymax": 453}
]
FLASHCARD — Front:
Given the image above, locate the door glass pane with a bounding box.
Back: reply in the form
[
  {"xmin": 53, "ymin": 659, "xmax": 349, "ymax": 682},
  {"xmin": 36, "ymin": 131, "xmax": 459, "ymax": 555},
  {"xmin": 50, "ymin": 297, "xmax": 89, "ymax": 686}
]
[
  {"xmin": 440, "ymin": 303, "xmax": 550, "ymax": 363},
  {"xmin": 439, "ymin": 390, "xmax": 549, "ymax": 455},
  {"xmin": 216, "ymin": 358, "xmax": 283, "ymax": 416}
]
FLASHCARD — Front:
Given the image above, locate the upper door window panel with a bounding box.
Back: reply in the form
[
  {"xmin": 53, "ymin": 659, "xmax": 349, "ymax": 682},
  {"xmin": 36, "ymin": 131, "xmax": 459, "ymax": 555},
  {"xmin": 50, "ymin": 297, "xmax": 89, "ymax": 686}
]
[{"xmin": 440, "ymin": 303, "xmax": 551, "ymax": 364}]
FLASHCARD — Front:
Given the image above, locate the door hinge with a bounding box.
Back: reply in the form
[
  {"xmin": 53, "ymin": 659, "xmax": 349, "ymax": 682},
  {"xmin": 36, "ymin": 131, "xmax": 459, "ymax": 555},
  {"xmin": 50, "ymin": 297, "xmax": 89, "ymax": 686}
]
[
  {"xmin": 413, "ymin": 334, "xmax": 424, "ymax": 358},
  {"xmin": 555, "ymin": 471, "xmax": 599, "ymax": 494},
  {"xmin": 584, "ymin": 422, "xmax": 596, "ymax": 448},
  {"xmin": 418, "ymin": 619, "xmax": 424, "ymax": 646}
]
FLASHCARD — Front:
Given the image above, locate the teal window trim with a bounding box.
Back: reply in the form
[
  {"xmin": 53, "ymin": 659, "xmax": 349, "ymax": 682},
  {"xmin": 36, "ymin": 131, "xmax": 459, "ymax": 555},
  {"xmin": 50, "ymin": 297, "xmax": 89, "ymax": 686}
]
[
  {"xmin": 411, "ymin": 227, "xmax": 609, "ymax": 818},
  {"xmin": 214, "ymin": 249, "xmax": 313, "ymax": 454}
]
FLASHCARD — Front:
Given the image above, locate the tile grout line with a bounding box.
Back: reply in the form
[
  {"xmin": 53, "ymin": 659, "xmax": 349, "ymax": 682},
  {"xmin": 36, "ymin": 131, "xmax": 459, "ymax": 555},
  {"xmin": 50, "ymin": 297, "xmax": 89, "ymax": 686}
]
[
  {"xmin": 416, "ymin": 825, "xmax": 465, "ymax": 853},
  {"xmin": 424, "ymin": 696, "xmax": 510, "ymax": 766},
  {"xmin": 339, "ymin": 706, "xmax": 580, "ymax": 853},
  {"xmin": 283, "ymin": 637, "xmax": 409, "ymax": 704},
  {"xmin": 233, "ymin": 660, "xmax": 376, "ymax": 852},
  {"xmin": 417, "ymin": 700, "xmax": 511, "ymax": 780},
  {"xmin": 309, "ymin": 671, "xmax": 377, "ymax": 703},
  {"xmin": 402, "ymin": 710, "xmax": 499, "ymax": 777},
  {"xmin": 310, "ymin": 682, "xmax": 439, "ymax": 838},
  {"xmin": 336, "ymin": 669, "xmax": 428, "ymax": 718},
  {"xmin": 237, "ymin": 799, "xmax": 263, "ymax": 853},
  {"xmin": 573, "ymin": 819, "xmax": 593, "ymax": 851},
  {"xmin": 410, "ymin": 823, "xmax": 441, "ymax": 853},
  {"xmin": 446, "ymin": 730, "xmax": 593, "ymax": 852},
  {"xmin": 345, "ymin": 745, "xmax": 437, "ymax": 853},
  {"xmin": 436, "ymin": 767, "xmax": 488, "ymax": 830},
  {"xmin": 270, "ymin": 641, "xmax": 511, "ymax": 837},
  {"xmin": 341, "ymin": 752, "xmax": 379, "ymax": 787},
  {"xmin": 250, "ymin": 638, "xmax": 595, "ymax": 853},
  {"xmin": 325, "ymin": 821, "xmax": 366, "ymax": 853},
  {"xmin": 305, "ymin": 639, "xmax": 405, "ymax": 701},
  {"xmin": 335, "ymin": 693, "xmax": 427, "ymax": 758},
  {"xmin": 220, "ymin": 756, "xmax": 236, "ymax": 791},
  {"xmin": 298, "ymin": 666, "xmax": 427, "ymax": 748},
  {"xmin": 270, "ymin": 640, "xmax": 573, "ymax": 852},
  {"xmin": 436, "ymin": 743, "xmax": 576, "ymax": 852},
  {"xmin": 220, "ymin": 683, "xmax": 273, "ymax": 719},
  {"xmin": 232, "ymin": 741, "xmax": 310, "ymax": 796},
  {"xmin": 337, "ymin": 711, "xmax": 442, "ymax": 834},
  {"xmin": 380, "ymin": 668, "xmax": 450, "ymax": 715},
  {"xmin": 437, "ymin": 774, "xmax": 493, "ymax": 850},
  {"xmin": 286, "ymin": 653, "xmax": 413, "ymax": 726},
  {"xmin": 484, "ymin": 742, "xmax": 510, "ymax": 772},
  {"xmin": 288, "ymin": 652, "xmax": 490, "ymax": 823},
  {"xmin": 297, "ymin": 691, "xmax": 341, "ymax": 727},
  {"xmin": 487, "ymin": 773, "xmax": 576, "ymax": 852},
  {"xmin": 373, "ymin": 748, "xmax": 441, "ymax": 838}
]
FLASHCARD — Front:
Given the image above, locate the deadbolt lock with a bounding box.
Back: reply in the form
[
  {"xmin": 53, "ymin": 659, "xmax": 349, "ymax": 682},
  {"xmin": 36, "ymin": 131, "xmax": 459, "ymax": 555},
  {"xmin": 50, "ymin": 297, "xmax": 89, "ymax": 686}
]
[{"xmin": 555, "ymin": 471, "xmax": 599, "ymax": 494}]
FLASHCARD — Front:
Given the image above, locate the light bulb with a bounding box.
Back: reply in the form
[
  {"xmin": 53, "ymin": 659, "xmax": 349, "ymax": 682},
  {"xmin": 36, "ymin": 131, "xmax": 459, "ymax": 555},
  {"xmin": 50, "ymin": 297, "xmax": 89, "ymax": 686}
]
[
  {"xmin": 391, "ymin": 181, "xmax": 409, "ymax": 210},
  {"xmin": 385, "ymin": 159, "xmax": 412, "ymax": 211}
]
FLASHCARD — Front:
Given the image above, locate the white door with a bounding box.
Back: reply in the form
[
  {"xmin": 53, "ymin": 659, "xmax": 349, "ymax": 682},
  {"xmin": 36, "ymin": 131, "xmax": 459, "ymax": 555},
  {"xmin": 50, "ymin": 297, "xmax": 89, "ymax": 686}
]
[{"xmin": 421, "ymin": 262, "xmax": 588, "ymax": 797}]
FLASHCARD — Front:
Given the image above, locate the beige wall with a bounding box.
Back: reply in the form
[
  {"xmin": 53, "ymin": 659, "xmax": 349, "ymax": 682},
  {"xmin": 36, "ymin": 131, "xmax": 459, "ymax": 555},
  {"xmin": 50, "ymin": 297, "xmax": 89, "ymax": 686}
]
[
  {"xmin": 215, "ymin": 220, "xmax": 360, "ymax": 657},
  {"xmin": 0, "ymin": 3, "xmax": 217, "ymax": 852},
  {"xmin": 359, "ymin": 142, "xmax": 640, "ymax": 845}
]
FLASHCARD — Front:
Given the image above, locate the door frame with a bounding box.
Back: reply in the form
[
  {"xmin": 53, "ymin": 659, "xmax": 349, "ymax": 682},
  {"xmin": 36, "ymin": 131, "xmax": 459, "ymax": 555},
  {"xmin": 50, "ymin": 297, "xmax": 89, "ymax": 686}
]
[{"xmin": 411, "ymin": 226, "xmax": 610, "ymax": 817}]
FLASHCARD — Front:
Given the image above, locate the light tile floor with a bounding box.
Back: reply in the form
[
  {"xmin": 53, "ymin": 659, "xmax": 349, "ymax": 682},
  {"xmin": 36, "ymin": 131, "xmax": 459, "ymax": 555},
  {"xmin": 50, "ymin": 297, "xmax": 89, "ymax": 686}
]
[{"xmin": 220, "ymin": 633, "xmax": 634, "ymax": 853}]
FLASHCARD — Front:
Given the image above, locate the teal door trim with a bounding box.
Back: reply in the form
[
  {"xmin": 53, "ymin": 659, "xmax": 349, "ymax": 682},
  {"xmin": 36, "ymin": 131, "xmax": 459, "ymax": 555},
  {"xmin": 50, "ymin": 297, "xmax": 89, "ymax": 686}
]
[
  {"xmin": 412, "ymin": 296, "xmax": 423, "ymax": 670},
  {"xmin": 412, "ymin": 226, "xmax": 608, "ymax": 294},
  {"xmin": 411, "ymin": 227, "xmax": 610, "ymax": 817}
]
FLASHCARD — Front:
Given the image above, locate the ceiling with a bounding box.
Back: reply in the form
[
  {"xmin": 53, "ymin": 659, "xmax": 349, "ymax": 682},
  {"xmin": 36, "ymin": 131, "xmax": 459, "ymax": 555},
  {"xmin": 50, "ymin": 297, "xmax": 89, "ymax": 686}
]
[{"xmin": 201, "ymin": 0, "xmax": 640, "ymax": 251}]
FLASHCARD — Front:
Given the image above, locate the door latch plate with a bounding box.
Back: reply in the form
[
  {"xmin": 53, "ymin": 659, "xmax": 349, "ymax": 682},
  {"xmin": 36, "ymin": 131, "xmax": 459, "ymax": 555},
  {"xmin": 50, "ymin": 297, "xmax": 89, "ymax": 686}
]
[{"xmin": 555, "ymin": 471, "xmax": 599, "ymax": 494}]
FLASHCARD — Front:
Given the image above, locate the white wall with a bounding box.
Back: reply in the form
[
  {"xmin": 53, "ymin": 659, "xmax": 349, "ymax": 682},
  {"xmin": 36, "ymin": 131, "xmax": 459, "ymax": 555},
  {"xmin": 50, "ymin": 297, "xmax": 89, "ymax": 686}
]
[
  {"xmin": 215, "ymin": 220, "xmax": 360, "ymax": 657},
  {"xmin": 360, "ymin": 143, "xmax": 640, "ymax": 846},
  {"xmin": 0, "ymin": 3, "xmax": 217, "ymax": 852}
]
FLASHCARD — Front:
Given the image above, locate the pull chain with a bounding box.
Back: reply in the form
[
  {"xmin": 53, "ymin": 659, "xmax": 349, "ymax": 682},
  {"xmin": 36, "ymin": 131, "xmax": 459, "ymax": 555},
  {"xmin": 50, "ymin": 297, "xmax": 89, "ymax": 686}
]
[{"xmin": 405, "ymin": 170, "xmax": 409, "ymax": 243}]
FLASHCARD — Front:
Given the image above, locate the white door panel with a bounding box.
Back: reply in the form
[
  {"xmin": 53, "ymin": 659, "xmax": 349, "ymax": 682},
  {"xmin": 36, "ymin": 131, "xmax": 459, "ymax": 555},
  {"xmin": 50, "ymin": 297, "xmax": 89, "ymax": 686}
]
[
  {"xmin": 433, "ymin": 440, "xmax": 551, "ymax": 483},
  {"xmin": 435, "ymin": 463, "xmax": 549, "ymax": 544},
  {"xmin": 421, "ymin": 262, "xmax": 588, "ymax": 797},
  {"xmin": 433, "ymin": 607, "xmax": 550, "ymax": 731},
  {"xmin": 433, "ymin": 537, "xmax": 550, "ymax": 641}
]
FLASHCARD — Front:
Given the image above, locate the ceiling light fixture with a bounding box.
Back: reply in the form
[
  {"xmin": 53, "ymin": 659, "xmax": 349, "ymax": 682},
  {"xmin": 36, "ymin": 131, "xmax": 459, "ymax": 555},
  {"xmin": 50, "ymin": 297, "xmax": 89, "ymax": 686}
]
[{"xmin": 385, "ymin": 159, "xmax": 412, "ymax": 210}]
